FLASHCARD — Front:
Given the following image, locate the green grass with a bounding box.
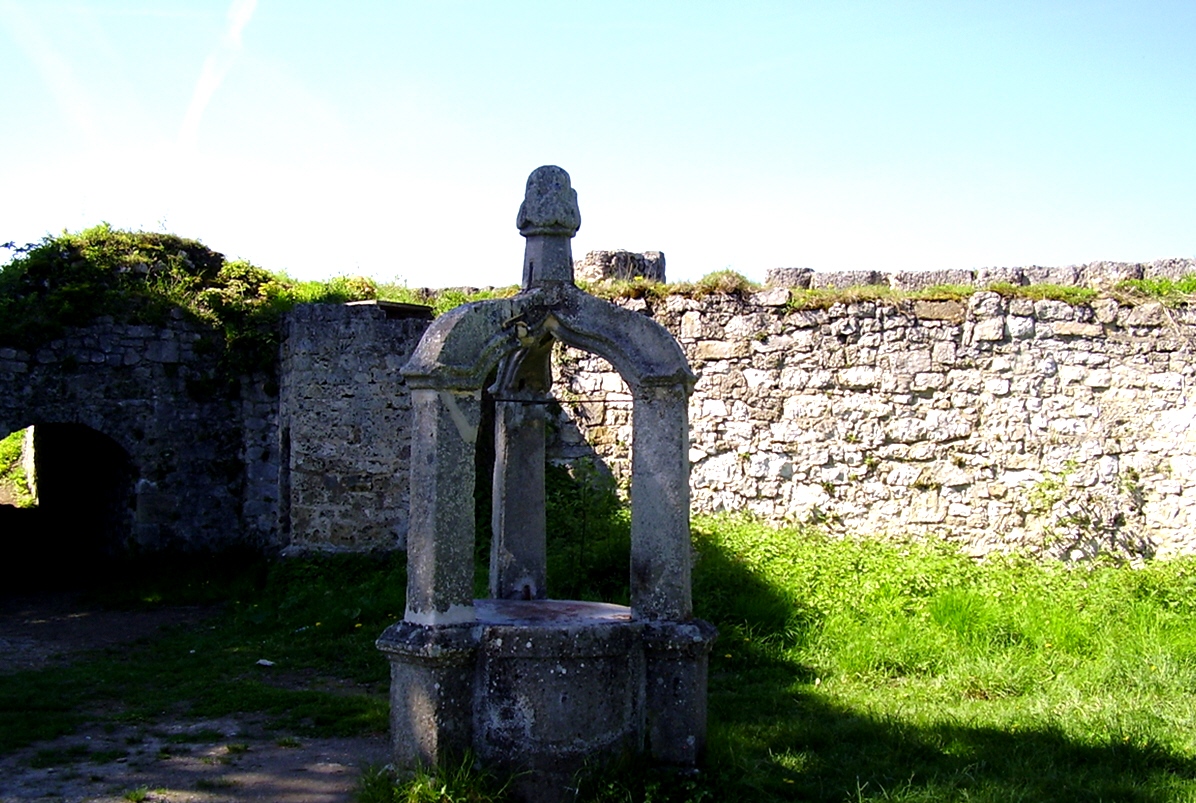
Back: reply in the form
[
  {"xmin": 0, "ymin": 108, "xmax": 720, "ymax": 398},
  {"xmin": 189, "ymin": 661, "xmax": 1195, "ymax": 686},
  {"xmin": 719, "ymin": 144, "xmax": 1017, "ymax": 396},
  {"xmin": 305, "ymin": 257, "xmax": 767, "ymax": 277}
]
[
  {"xmin": 359, "ymin": 514, "xmax": 1196, "ymax": 801},
  {"xmin": 358, "ymin": 754, "xmax": 514, "ymax": 803},
  {"xmin": 122, "ymin": 786, "xmax": 150, "ymax": 802},
  {"xmin": 0, "ymin": 551, "xmax": 405, "ymax": 753},
  {"xmin": 0, "ymin": 427, "xmax": 35, "ymax": 507},
  {"xmin": 1117, "ymin": 275, "xmax": 1196, "ymax": 305},
  {"xmin": 690, "ymin": 516, "xmax": 1196, "ymax": 802},
  {"xmin": 4, "ymin": 510, "xmax": 1196, "ymax": 801},
  {"xmin": 5, "ymin": 228, "xmax": 1193, "ymax": 384}
]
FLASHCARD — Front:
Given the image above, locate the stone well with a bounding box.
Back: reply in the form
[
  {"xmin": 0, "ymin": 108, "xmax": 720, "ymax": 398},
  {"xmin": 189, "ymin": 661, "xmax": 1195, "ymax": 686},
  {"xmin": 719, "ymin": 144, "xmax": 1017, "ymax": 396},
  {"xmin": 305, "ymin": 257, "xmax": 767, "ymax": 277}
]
[{"xmin": 376, "ymin": 166, "xmax": 716, "ymax": 800}]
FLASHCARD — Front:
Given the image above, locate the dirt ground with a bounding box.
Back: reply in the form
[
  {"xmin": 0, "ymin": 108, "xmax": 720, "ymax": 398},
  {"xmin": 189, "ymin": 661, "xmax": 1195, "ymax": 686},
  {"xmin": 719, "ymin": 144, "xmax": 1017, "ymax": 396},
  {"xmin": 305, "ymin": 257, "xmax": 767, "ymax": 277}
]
[{"xmin": 0, "ymin": 594, "xmax": 390, "ymax": 803}]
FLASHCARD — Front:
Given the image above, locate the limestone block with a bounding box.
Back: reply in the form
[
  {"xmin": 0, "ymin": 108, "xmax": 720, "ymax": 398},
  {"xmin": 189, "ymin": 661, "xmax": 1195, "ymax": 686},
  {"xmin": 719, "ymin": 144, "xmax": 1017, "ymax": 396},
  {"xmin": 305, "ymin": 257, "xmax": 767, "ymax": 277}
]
[
  {"xmin": 751, "ymin": 287, "xmax": 792, "ymax": 306},
  {"xmin": 1081, "ymin": 261, "xmax": 1143, "ymax": 286},
  {"xmin": 1034, "ymin": 300, "xmax": 1076, "ymax": 321},
  {"xmin": 1091, "ymin": 298, "xmax": 1120, "ymax": 324},
  {"xmin": 1053, "ymin": 321, "xmax": 1103, "ymax": 337},
  {"xmin": 1145, "ymin": 257, "xmax": 1196, "ymax": 280},
  {"xmin": 983, "ymin": 378, "xmax": 1011, "ymax": 396},
  {"xmin": 838, "ymin": 366, "xmax": 878, "ymax": 389},
  {"xmin": 1148, "ymin": 372, "xmax": 1184, "ymax": 391},
  {"xmin": 810, "ymin": 270, "xmax": 885, "ymax": 290},
  {"xmin": 1024, "ymin": 265, "xmax": 1079, "ymax": 286},
  {"xmin": 909, "ymin": 490, "xmax": 947, "ymax": 523},
  {"xmin": 912, "ymin": 372, "xmax": 947, "ymax": 392},
  {"xmin": 751, "ymin": 334, "xmax": 794, "ymax": 354},
  {"xmin": 725, "ymin": 314, "xmax": 766, "ymax": 339},
  {"xmin": 1006, "ymin": 316, "xmax": 1035, "ymax": 339},
  {"xmin": 766, "ymin": 267, "xmax": 813, "ymax": 288},
  {"xmin": 693, "ymin": 340, "xmax": 749, "ymax": 361},
  {"xmin": 969, "ymin": 292, "xmax": 1006, "ymax": 318},
  {"xmin": 972, "ymin": 318, "xmax": 1006, "ymax": 342},
  {"xmin": 1123, "ymin": 302, "xmax": 1166, "ymax": 327},
  {"xmin": 913, "ymin": 300, "xmax": 966, "ymax": 322},
  {"xmin": 886, "ymin": 417, "xmax": 928, "ymax": 443},
  {"xmin": 890, "ymin": 270, "xmax": 975, "ymax": 291},
  {"xmin": 742, "ymin": 368, "xmax": 774, "ymax": 389},
  {"xmin": 976, "ymin": 267, "xmax": 1026, "ymax": 286},
  {"xmin": 932, "ymin": 341, "xmax": 957, "ymax": 364}
]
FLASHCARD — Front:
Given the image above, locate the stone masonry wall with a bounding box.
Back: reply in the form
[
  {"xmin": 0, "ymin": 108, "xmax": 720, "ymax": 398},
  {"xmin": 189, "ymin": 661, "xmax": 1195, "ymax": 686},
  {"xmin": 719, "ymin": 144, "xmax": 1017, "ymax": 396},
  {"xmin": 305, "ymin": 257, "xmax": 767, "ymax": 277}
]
[
  {"xmin": 279, "ymin": 302, "xmax": 431, "ymax": 552},
  {"xmin": 8, "ymin": 263, "xmax": 1196, "ymax": 563},
  {"xmin": 0, "ymin": 313, "xmax": 279, "ymax": 553},
  {"xmin": 551, "ymin": 286, "xmax": 1196, "ymax": 560}
]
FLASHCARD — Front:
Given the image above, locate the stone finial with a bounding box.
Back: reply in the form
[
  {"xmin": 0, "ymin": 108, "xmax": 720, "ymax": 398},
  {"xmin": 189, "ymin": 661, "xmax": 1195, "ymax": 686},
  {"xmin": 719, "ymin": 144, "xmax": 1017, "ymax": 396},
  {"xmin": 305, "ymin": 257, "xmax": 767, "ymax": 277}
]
[{"xmin": 517, "ymin": 166, "xmax": 581, "ymax": 238}]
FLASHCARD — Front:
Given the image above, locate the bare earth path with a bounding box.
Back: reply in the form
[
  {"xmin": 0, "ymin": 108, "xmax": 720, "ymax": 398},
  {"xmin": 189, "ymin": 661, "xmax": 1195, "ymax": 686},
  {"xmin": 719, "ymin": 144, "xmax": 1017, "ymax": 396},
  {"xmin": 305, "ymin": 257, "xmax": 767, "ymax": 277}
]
[{"xmin": 0, "ymin": 594, "xmax": 389, "ymax": 803}]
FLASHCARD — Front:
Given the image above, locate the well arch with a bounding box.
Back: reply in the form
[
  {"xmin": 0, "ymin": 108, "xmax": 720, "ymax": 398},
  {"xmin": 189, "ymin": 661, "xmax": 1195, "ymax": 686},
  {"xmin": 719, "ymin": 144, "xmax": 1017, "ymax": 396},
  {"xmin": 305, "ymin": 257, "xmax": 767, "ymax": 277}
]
[{"xmin": 378, "ymin": 166, "xmax": 715, "ymax": 798}]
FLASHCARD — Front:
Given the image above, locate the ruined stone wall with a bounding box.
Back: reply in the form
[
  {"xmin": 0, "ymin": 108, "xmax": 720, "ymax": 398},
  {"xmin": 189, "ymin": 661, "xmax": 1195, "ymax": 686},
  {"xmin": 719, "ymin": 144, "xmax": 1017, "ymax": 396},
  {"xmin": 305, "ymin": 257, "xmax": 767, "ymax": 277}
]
[
  {"xmin": 278, "ymin": 302, "xmax": 430, "ymax": 552},
  {"xmin": 0, "ymin": 313, "xmax": 280, "ymax": 554},
  {"xmin": 552, "ymin": 288, "xmax": 1196, "ymax": 560},
  {"xmin": 8, "ymin": 274, "xmax": 1195, "ymax": 563}
]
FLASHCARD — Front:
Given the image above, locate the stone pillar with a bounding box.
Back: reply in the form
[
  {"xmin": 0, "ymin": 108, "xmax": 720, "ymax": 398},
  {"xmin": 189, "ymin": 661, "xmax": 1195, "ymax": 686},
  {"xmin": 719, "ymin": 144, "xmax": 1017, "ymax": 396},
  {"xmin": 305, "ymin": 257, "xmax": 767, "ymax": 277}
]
[
  {"xmin": 377, "ymin": 622, "xmax": 479, "ymax": 767},
  {"xmin": 404, "ymin": 387, "xmax": 481, "ymax": 625},
  {"xmin": 490, "ymin": 394, "xmax": 548, "ymax": 599},
  {"xmin": 643, "ymin": 620, "xmax": 717, "ymax": 766},
  {"xmin": 629, "ymin": 384, "xmax": 693, "ymax": 621}
]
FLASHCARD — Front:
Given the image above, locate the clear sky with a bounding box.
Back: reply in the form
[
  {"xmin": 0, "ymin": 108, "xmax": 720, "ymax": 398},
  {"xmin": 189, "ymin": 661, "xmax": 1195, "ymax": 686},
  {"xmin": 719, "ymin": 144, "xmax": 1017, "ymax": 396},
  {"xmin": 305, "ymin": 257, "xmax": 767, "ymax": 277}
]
[{"xmin": 2, "ymin": 1, "xmax": 1194, "ymax": 288}]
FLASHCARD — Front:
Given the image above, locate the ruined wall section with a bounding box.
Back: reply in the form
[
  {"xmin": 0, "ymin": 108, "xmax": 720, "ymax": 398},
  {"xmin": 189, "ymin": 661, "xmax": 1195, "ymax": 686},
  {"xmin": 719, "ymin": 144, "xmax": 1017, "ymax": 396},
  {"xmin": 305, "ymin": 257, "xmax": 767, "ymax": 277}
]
[
  {"xmin": 279, "ymin": 302, "xmax": 430, "ymax": 552},
  {"xmin": 0, "ymin": 313, "xmax": 279, "ymax": 553},
  {"xmin": 552, "ymin": 291, "xmax": 1196, "ymax": 559}
]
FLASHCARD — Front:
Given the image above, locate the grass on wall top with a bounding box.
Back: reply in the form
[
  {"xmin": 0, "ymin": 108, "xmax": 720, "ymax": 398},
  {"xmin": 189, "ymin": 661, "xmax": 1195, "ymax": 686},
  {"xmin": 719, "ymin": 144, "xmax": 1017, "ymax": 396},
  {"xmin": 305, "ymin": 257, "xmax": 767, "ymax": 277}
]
[{"xmin": 3, "ymin": 226, "xmax": 1193, "ymax": 374}]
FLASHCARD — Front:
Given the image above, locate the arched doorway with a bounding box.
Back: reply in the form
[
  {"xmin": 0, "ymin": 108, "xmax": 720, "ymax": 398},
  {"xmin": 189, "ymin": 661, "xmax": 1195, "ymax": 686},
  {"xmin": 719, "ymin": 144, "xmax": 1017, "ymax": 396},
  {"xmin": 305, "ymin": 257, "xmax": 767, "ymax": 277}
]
[{"xmin": 0, "ymin": 423, "xmax": 136, "ymax": 589}]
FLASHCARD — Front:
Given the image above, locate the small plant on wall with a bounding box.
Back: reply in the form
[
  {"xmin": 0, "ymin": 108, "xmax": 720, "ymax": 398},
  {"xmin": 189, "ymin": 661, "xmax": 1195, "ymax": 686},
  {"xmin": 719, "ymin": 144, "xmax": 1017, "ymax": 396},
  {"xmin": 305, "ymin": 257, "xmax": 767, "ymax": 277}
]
[{"xmin": 1026, "ymin": 462, "xmax": 1153, "ymax": 562}]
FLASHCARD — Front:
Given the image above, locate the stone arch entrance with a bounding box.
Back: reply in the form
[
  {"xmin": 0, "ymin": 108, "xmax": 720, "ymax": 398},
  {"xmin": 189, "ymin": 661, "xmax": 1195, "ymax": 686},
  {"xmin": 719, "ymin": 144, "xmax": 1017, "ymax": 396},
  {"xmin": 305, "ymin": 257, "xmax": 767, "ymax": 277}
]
[{"xmin": 0, "ymin": 422, "xmax": 136, "ymax": 588}]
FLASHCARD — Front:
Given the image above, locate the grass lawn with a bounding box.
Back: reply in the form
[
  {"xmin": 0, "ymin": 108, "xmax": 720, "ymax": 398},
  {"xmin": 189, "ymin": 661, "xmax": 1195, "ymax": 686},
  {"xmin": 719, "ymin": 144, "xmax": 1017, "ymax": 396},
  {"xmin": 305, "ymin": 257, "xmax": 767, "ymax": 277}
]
[
  {"xmin": 692, "ymin": 517, "xmax": 1196, "ymax": 802},
  {"xmin": 4, "ymin": 515, "xmax": 1196, "ymax": 802}
]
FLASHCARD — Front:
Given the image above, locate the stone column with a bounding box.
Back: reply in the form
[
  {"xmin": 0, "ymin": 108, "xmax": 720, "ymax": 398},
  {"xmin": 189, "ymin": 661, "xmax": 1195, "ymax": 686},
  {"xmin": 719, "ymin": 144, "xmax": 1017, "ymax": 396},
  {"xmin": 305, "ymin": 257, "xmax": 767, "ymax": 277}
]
[
  {"xmin": 404, "ymin": 387, "xmax": 481, "ymax": 625},
  {"xmin": 377, "ymin": 622, "xmax": 479, "ymax": 768},
  {"xmin": 629, "ymin": 384, "xmax": 693, "ymax": 621},
  {"xmin": 490, "ymin": 394, "xmax": 548, "ymax": 599},
  {"xmin": 643, "ymin": 620, "xmax": 717, "ymax": 766}
]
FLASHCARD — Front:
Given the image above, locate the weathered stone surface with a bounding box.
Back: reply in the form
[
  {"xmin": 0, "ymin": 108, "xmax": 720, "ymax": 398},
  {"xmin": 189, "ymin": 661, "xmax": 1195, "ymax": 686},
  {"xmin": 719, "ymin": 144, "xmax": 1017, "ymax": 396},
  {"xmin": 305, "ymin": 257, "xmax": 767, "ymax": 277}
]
[
  {"xmin": 1081, "ymin": 261, "xmax": 1143, "ymax": 286},
  {"xmin": 0, "ymin": 318, "xmax": 279, "ymax": 557},
  {"xmin": 751, "ymin": 286, "xmax": 791, "ymax": 306},
  {"xmin": 1024, "ymin": 265, "xmax": 1080, "ymax": 286},
  {"xmin": 516, "ymin": 165, "xmax": 581, "ymax": 237},
  {"xmin": 890, "ymin": 270, "xmax": 975, "ymax": 291},
  {"xmin": 1052, "ymin": 321, "xmax": 1104, "ymax": 337},
  {"xmin": 280, "ymin": 302, "xmax": 430, "ymax": 551},
  {"xmin": 810, "ymin": 270, "xmax": 885, "ymax": 289},
  {"xmin": 913, "ymin": 300, "xmax": 966, "ymax": 322},
  {"xmin": 548, "ymin": 288, "xmax": 1196, "ymax": 561},
  {"xmin": 766, "ymin": 267, "xmax": 813, "ymax": 288},
  {"xmin": 575, "ymin": 250, "xmax": 666, "ymax": 283},
  {"xmin": 976, "ymin": 267, "xmax": 1026, "ymax": 286},
  {"xmin": 1146, "ymin": 258, "xmax": 1196, "ymax": 280}
]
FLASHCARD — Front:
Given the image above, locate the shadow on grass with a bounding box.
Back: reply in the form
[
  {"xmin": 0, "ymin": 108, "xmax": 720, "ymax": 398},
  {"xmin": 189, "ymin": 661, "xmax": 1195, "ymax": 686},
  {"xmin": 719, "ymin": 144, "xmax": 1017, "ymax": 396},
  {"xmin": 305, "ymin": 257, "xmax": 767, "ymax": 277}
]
[
  {"xmin": 705, "ymin": 672, "xmax": 1196, "ymax": 802},
  {"xmin": 691, "ymin": 531, "xmax": 1196, "ymax": 803}
]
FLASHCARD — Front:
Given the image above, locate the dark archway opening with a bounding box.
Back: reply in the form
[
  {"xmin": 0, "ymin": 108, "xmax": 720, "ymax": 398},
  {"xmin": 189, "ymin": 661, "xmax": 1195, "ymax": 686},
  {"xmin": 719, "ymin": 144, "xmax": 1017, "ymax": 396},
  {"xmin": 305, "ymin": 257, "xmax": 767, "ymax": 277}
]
[{"xmin": 0, "ymin": 423, "xmax": 136, "ymax": 591}]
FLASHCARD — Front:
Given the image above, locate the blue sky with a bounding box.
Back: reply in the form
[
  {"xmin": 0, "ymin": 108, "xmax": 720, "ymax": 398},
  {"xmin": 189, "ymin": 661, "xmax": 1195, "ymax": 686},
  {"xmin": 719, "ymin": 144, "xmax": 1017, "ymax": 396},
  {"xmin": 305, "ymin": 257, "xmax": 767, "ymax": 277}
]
[{"xmin": 2, "ymin": 1, "xmax": 1193, "ymax": 288}]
